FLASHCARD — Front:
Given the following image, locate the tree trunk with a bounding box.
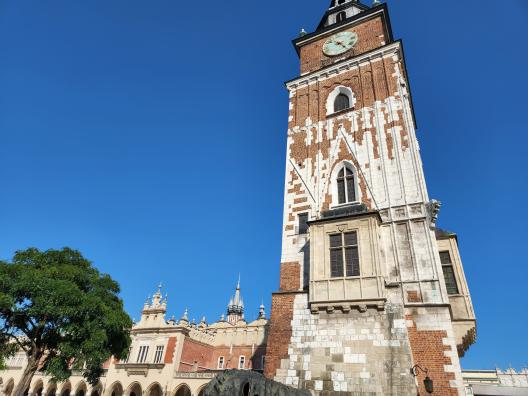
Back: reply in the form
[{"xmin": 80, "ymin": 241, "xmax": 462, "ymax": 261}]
[{"xmin": 12, "ymin": 354, "xmax": 39, "ymax": 396}]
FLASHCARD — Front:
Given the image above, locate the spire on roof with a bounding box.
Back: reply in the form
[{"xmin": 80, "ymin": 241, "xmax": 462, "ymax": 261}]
[
  {"xmin": 227, "ymin": 277, "xmax": 245, "ymax": 325},
  {"xmin": 258, "ymin": 301, "xmax": 266, "ymax": 320}
]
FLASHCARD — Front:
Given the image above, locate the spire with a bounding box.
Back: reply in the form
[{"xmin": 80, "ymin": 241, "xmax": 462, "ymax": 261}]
[
  {"xmin": 227, "ymin": 277, "xmax": 245, "ymax": 325},
  {"xmin": 258, "ymin": 301, "xmax": 266, "ymax": 320}
]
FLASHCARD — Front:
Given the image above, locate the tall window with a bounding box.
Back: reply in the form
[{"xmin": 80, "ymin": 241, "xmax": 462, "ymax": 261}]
[
  {"xmin": 336, "ymin": 11, "xmax": 346, "ymax": 23},
  {"xmin": 334, "ymin": 93, "xmax": 350, "ymax": 112},
  {"xmin": 217, "ymin": 356, "xmax": 225, "ymax": 369},
  {"xmin": 137, "ymin": 345, "xmax": 149, "ymax": 363},
  {"xmin": 298, "ymin": 213, "xmax": 309, "ymax": 234},
  {"xmin": 440, "ymin": 251, "xmax": 459, "ymax": 295},
  {"xmin": 337, "ymin": 166, "xmax": 356, "ymax": 204},
  {"xmin": 330, "ymin": 231, "xmax": 359, "ymax": 277},
  {"xmin": 261, "ymin": 356, "xmax": 265, "ymax": 370},
  {"xmin": 238, "ymin": 356, "xmax": 246, "ymax": 369},
  {"xmin": 153, "ymin": 345, "xmax": 164, "ymax": 363}
]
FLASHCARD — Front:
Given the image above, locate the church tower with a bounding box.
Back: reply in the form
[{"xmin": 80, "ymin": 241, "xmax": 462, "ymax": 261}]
[{"xmin": 264, "ymin": 1, "xmax": 476, "ymax": 395}]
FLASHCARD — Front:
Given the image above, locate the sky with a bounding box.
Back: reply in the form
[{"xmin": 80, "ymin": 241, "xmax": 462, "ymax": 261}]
[{"xmin": 1, "ymin": 0, "xmax": 527, "ymax": 370}]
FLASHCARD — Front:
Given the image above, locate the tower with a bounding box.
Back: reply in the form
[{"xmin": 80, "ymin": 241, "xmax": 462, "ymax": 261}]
[
  {"xmin": 226, "ymin": 278, "xmax": 245, "ymax": 325},
  {"xmin": 264, "ymin": 1, "xmax": 476, "ymax": 395}
]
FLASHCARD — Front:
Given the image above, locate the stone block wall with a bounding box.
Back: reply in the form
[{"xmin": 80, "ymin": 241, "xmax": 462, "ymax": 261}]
[{"xmin": 273, "ymin": 294, "xmax": 417, "ymax": 395}]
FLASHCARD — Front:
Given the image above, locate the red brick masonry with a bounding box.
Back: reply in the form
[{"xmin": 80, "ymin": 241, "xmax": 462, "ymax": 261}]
[{"xmin": 406, "ymin": 315, "xmax": 458, "ymax": 396}]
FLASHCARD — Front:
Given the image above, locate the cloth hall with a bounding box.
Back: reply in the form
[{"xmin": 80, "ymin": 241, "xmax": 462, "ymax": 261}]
[{"xmin": 1, "ymin": 0, "xmax": 486, "ymax": 395}]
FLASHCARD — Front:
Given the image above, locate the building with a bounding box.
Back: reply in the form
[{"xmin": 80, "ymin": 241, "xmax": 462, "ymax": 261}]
[
  {"xmin": 463, "ymin": 369, "xmax": 528, "ymax": 396},
  {"xmin": 1, "ymin": 1, "xmax": 488, "ymax": 396},
  {"xmin": 263, "ymin": 0, "xmax": 476, "ymax": 395},
  {"xmin": 0, "ymin": 282, "xmax": 268, "ymax": 396}
]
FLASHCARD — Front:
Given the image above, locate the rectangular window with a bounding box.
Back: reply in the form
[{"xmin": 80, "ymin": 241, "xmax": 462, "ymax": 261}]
[
  {"xmin": 153, "ymin": 345, "xmax": 164, "ymax": 364},
  {"xmin": 137, "ymin": 345, "xmax": 149, "ymax": 363},
  {"xmin": 440, "ymin": 251, "xmax": 459, "ymax": 295},
  {"xmin": 298, "ymin": 213, "xmax": 309, "ymax": 234},
  {"xmin": 238, "ymin": 356, "xmax": 245, "ymax": 370},
  {"xmin": 217, "ymin": 356, "xmax": 225, "ymax": 369},
  {"xmin": 329, "ymin": 231, "xmax": 360, "ymax": 277}
]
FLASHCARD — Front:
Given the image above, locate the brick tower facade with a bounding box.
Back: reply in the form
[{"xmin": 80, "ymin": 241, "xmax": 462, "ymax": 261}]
[{"xmin": 264, "ymin": 1, "xmax": 476, "ymax": 395}]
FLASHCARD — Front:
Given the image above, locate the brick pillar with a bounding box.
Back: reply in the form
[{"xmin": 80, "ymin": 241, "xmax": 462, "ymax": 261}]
[
  {"xmin": 264, "ymin": 262, "xmax": 301, "ymax": 379},
  {"xmin": 406, "ymin": 314, "xmax": 460, "ymax": 396}
]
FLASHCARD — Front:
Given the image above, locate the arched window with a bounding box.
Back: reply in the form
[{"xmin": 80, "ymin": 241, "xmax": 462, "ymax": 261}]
[
  {"xmin": 336, "ymin": 11, "xmax": 346, "ymax": 23},
  {"xmin": 337, "ymin": 166, "xmax": 356, "ymax": 204},
  {"xmin": 334, "ymin": 93, "xmax": 350, "ymax": 113}
]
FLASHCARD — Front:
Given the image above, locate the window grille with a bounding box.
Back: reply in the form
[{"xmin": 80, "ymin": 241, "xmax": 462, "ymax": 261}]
[
  {"xmin": 137, "ymin": 345, "xmax": 149, "ymax": 363},
  {"xmin": 154, "ymin": 345, "xmax": 164, "ymax": 364}
]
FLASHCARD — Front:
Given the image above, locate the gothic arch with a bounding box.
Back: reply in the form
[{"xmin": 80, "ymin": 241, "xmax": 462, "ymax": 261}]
[
  {"xmin": 326, "ymin": 86, "xmax": 356, "ymax": 115},
  {"xmin": 125, "ymin": 382, "xmax": 142, "ymax": 396},
  {"xmin": 196, "ymin": 385, "xmax": 207, "ymax": 396},
  {"xmin": 173, "ymin": 384, "xmax": 191, "ymax": 396},
  {"xmin": 106, "ymin": 382, "xmax": 123, "ymax": 396},
  {"xmin": 45, "ymin": 382, "xmax": 57, "ymax": 396},
  {"xmin": 59, "ymin": 381, "xmax": 71, "ymax": 396},
  {"xmin": 74, "ymin": 381, "xmax": 87, "ymax": 396},
  {"xmin": 330, "ymin": 161, "xmax": 359, "ymax": 206},
  {"xmin": 145, "ymin": 383, "xmax": 162, "ymax": 396},
  {"xmin": 88, "ymin": 382, "xmax": 102, "ymax": 396},
  {"xmin": 32, "ymin": 379, "xmax": 44, "ymax": 396}
]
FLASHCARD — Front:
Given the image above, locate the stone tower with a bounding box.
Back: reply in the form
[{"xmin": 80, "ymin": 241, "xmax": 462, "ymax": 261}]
[{"xmin": 264, "ymin": 1, "xmax": 476, "ymax": 395}]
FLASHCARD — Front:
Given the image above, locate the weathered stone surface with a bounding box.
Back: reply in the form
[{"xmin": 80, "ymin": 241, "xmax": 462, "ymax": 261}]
[{"xmin": 203, "ymin": 370, "xmax": 311, "ymax": 396}]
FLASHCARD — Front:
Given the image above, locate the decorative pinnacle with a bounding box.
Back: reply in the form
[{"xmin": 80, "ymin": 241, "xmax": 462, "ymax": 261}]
[
  {"xmin": 299, "ymin": 28, "xmax": 307, "ymax": 37},
  {"xmin": 372, "ymin": 0, "xmax": 381, "ymax": 5}
]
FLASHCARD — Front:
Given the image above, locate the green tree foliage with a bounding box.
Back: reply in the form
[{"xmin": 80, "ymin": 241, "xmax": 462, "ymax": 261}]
[{"xmin": 0, "ymin": 248, "xmax": 132, "ymax": 396}]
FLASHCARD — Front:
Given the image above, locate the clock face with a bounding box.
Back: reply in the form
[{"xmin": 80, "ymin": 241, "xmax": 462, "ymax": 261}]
[{"xmin": 323, "ymin": 31, "xmax": 358, "ymax": 56}]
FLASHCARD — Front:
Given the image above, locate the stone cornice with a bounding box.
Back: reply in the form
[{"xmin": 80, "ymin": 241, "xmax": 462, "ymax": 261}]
[{"xmin": 285, "ymin": 40, "xmax": 401, "ymax": 91}]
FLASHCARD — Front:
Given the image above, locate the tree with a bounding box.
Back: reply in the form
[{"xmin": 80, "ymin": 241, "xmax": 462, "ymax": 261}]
[{"xmin": 0, "ymin": 248, "xmax": 132, "ymax": 396}]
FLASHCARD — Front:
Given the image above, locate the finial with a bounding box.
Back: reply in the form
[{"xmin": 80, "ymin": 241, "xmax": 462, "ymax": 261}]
[
  {"xmin": 220, "ymin": 313, "xmax": 225, "ymax": 321},
  {"xmin": 201, "ymin": 316, "xmax": 206, "ymax": 323},
  {"xmin": 237, "ymin": 273, "xmax": 241, "ymax": 289},
  {"xmin": 299, "ymin": 28, "xmax": 307, "ymax": 37},
  {"xmin": 259, "ymin": 302, "xmax": 266, "ymax": 319},
  {"xmin": 372, "ymin": 0, "xmax": 381, "ymax": 5},
  {"xmin": 182, "ymin": 308, "xmax": 189, "ymax": 321}
]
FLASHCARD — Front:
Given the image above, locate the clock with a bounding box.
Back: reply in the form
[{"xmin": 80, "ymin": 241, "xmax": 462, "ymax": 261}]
[{"xmin": 322, "ymin": 31, "xmax": 358, "ymax": 56}]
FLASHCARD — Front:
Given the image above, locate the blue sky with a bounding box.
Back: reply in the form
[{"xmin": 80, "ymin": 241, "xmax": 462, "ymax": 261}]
[{"xmin": 1, "ymin": 0, "xmax": 527, "ymax": 370}]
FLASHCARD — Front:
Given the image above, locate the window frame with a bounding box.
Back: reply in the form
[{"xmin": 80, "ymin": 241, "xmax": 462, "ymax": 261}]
[
  {"xmin": 326, "ymin": 86, "xmax": 355, "ymax": 116},
  {"xmin": 297, "ymin": 212, "xmax": 309, "ymax": 235},
  {"xmin": 136, "ymin": 345, "xmax": 150, "ymax": 364},
  {"xmin": 217, "ymin": 356, "xmax": 225, "ymax": 369},
  {"xmin": 153, "ymin": 345, "xmax": 164, "ymax": 364},
  {"xmin": 336, "ymin": 11, "xmax": 347, "ymax": 24},
  {"xmin": 439, "ymin": 251, "xmax": 460, "ymax": 295},
  {"xmin": 329, "ymin": 230, "xmax": 360, "ymax": 278},
  {"xmin": 238, "ymin": 355, "xmax": 246, "ymax": 370},
  {"xmin": 331, "ymin": 162, "xmax": 359, "ymax": 208}
]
